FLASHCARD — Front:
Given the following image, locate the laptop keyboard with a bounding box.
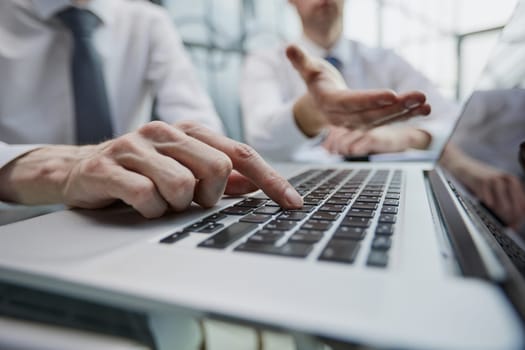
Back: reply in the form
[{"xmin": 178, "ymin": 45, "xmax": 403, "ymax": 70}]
[{"xmin": 160, "ymin": 168, "xmax": 403, "ymax": 268}]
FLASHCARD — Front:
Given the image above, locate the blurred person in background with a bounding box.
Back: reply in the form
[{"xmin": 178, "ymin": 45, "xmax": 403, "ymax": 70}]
[{"xmin": 241, "ymin": 0, "xmax": 458, "ymax": 161}]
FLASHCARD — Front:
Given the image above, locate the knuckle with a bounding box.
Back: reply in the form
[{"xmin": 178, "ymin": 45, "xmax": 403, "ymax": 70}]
[
  {"xmin": 174, "ymin": 120, "xmax": 203, "ymax": 135},
  {"xmin": 131, "ymin": 181, "xmax": 157, "ymax": 205},
  {"xmin": 79, "ymin": 157, "xmax": 107, "ymax": 175},
  {"xmin": 107, "ymin": 135, "xmax": 138, "ymax": 155},
  {"xmin": 232, "ymin": 142, "xmax": 258, "ymax": 162},
  {"xmin": 168, "ymin": 171, "xmax": 196, "ymax": 210},
  {"xmin": 138, "ymin": 121, "xmax": 172, "ymax": 141},
  {"xmin": 209, "ymin": 154, "xmax": 233, "ymax": 179}
]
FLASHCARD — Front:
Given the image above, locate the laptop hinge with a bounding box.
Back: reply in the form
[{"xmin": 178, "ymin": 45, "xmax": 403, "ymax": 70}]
[{"xmin": 427, "ymin": 170, "xmax": 490, "ymax": 279}]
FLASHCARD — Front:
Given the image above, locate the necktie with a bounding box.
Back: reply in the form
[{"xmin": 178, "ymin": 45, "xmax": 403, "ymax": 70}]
[
  {"xmin": 58, "ymin": 8, "xmax": 113, "ymax": 145},
  {"xmin": 324, "ymin": 55, "xmax": 343, "ymax": 72}
]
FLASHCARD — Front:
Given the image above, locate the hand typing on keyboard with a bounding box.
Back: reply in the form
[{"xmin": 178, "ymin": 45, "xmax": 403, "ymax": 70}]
[{"xmin": 0, "ymin": 121, "xmax": 303, "ymax": 218}]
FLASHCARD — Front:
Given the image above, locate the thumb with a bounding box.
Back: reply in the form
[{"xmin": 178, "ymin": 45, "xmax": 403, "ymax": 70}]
[{"xmin": 286, "ymin": 44, "xmax": 322, "ymax": 84}]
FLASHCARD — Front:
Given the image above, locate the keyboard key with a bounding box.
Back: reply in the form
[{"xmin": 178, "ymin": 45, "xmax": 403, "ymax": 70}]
[
  {"xmin": 372, "ymin": 236, "xmax": 392, "ymax": 250},
  {"xmin": 356, "ymin": 196, "xmax": 380, "ymax": 203},
  {"xmin": 159, "ymin": 231, "xmax": 189, "ymax": 244},
  {"xmin": 236, "ymin": 198, "xmax": 268, "ymax": 207},
  {"xmin": 325, "ymin": 197, "xmax": 352, "ymax": 205},
  {"xmin": 265, "ymin": 219, "xmax": 297, "ymax": 231},
  {"xmin": 248, "ymin": 232, "xmax": 284, "ymax": 244},
  {"xmin": 254, "ymin": 206, "xmax": 282, "ymax": 215},
  {"xmin": 385, "ymin": 193, "xmax": 400, "ymax": 199},
  {"xmin": 301, "ymin": 219, "xmax": 333, "ymax": 231},
  {"xmin": 378, "ymin": 214, "xmax": 397, "ymax": 223},
  {"xmin": 311, "ymin": 211, "xmax": 340, "ymax": 221},
  {"xmin": 202, "ymin": 213, "xmax": 227, "ymax": 222},
  {"xmin": 197, "ymin": 223, "xmax": 224, "ymax": 233},
  {"xmin": 332, "ymin": 226, "xmax": 366, "ymax": 240},
  {"xmin": 240, "ymin": 213, "xmax": 273, "ymax": 224},
  {"xmin": 278, "ymin": 211, "xmax": 308, "ymax": 221},
  {"xmin": 319, "ymin": 204, "xmax": 346, "ymax": 212},
  {"xmin": 319, "ymin": 240, "xmax": 360, "ymax": 264},
  {"xmin": 361, "ymin": 190, "xmax": 382, "ymax": 196},
  {"xmin": 383, "ymin": 199, "xmax": 399, "ymax": 206},
  {"xmin": 381, "ymin": 206, "xmax": 398, "ymax": 214},
  {"xmin": 235, "ymin": 242, "xmax": 313, "ymax": 258},
  {"xmin": 351, "ymin": 202, "xmax": 378, "ymax": 210},
  {"xmin": 221, "ymin": 206, "xmax": 253, "ymax": 215},
  {"xmin": 290, "ymin": 231, "xmax": 324, "ymax": 243},
  {"xmin": 375, "ymin": 224, "xmax": 395, "ymax": 236},
  {"xmin": 340, "ymin": 217, "xmax": 371, "ymax": 228},
  {"xmin": 286, "ymin": 205, "xmax": 316, "ymax": 213},
  {"xmin": 346, "ymin": 208, "xmax": 375, "ymax": 218},
  {"xmin": 184, "ymin": 221, "xmax": 209, "ymax": 232},
  {"xmin": 199, "ymin": 222, "xmax": 258, "ymax": 249},
  {"xmin": 367, "ymin": 251, "xmax": 389, "ymax": 267}
]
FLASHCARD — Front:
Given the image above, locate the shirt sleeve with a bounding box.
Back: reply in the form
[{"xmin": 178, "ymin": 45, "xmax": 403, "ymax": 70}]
[
  {"xmin": 146, "ymin": 10, "xmax": 224, "ymax": 134},
  {"xmin": 385, "ymin": 51, "xmax": 460, "ymax": 151},
  {"xmin": 240, "ymin": 49, "xmax": 318, "ymax": 161},
  {"xmin": 0, "ymin": 142, "xmax": 42, "ymax": 170}
]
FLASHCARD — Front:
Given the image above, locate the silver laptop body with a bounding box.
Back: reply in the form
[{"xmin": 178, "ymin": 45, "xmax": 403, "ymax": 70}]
[{"xmin": 0, "ymin": 3, "xmax": 524, "ymax": 350}]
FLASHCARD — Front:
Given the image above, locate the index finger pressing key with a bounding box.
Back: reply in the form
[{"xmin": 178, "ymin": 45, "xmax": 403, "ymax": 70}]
[{"xmin": 176, "ymin": 122, "xmax": 303, "ymax": 209}]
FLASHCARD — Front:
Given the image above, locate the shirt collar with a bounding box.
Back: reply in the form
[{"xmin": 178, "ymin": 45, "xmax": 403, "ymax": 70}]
[
  {"xmin": 30, "ymin": 0, "xmax": 115, "ymax": 25},
  {"xmin": 297, "ymin": 34, "xmax": 352, "ymax": 67}
]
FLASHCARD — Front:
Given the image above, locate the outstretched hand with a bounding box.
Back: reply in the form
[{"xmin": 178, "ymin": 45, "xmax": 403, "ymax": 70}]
[{"xmin": 286, "ymin": 44, "xmax": 431, "ymax": 133}]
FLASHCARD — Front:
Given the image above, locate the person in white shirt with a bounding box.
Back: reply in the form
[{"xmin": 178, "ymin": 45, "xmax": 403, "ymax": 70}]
[
  {"xmin": 0, "ymin": 0, "xmax": 424, "ymax": 217},
  {"xmin": 241, "ymin": 0, "xmax": 458, "ymax": 161}
]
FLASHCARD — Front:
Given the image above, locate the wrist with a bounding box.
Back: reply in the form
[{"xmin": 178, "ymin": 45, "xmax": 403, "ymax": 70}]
[
  {"xmin": 293, "ymin": 94, "xmax": 328, "ymax": 138},
  {"xmin": 0, "ymin": 145, "xmax": 87, "ymax": 204},
  {"xmin": 405, "ymin": 128, "xmax": 432, "ymax": 149}
]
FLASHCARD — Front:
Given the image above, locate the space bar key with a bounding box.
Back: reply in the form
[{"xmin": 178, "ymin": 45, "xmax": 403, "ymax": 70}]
[{"xmin": 198, "ymin": 222, "xmax": 258, "ymax": 249}]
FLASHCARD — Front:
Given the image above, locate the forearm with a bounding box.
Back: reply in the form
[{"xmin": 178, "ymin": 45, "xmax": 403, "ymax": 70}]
[
  {"xmin": 292, "ymin": 93, "xmax": 328, "ymax": 137},
  {"xmin": 0, "ymin": 146, "xmax": 85, "ymax": 204}
]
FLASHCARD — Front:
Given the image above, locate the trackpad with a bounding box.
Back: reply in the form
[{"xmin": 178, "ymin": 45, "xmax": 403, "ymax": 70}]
[{"xmin": 0, "ymin": 204, "xmax": 204, "ymax": 263}]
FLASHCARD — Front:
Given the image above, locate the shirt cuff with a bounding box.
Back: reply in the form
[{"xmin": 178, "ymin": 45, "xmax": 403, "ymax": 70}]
[{"xmin": 0, "ymin": 144, "xmax": 44, "ymax": 169}]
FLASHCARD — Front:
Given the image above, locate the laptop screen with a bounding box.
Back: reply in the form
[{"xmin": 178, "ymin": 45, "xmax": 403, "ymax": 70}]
[{"xmin": 438, "ymin": 1, "xmax": 525, "ymax": 233}]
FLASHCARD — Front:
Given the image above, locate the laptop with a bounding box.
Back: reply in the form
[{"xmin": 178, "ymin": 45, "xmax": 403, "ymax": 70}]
[{"xmin": 0, "ymin": 3, "xmax": 524, "ymax": 349}]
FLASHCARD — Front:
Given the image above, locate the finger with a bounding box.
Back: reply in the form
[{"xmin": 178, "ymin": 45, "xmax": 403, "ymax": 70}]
[
  {"xmin": 285, "ymin": 44, "xmax": 324, "ymax": 85},
  {"xmin": 492, "ymin": 178, "xmax": 512, "ymax": 222},
  {"xmin": 176, "ymin": 121, "xmax": 303, "ymax": 209},
  {"xmin": 361, "ymin": 104, "xmax": 431, "ymax": 129},
  {"xmin": 331, "ymin": 90, "xmax": 398, "ymax": 114},
  {"xmin": 138, "ymin": 122, "xmax": 232, "ymax": 208},
  {"xmin": 224, "ymin": 170, "xmax": 259, "ymax": 195},
  {"xmin": 105, "ymin": 166, "xmax": 168, "ymax": 218},
  {"xmin": 397, "ymin": 91, "xmax": 427, "ymax": 109},
  {"xmin": 117, "ymin": 146, "xmax": 196, "ymax": 212},
  {"xmin": 479, "ymin": 180, "xmax": 495, "ymax": 208},
  {"xmin": 505, "ymin": 176, "xmax": 525, "ymax": 226}
]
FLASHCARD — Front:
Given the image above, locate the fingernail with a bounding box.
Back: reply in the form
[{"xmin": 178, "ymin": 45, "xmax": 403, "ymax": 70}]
[
  {"xmin": 284, "ymin": 187, "xmax": 303, "ymax": 208},
  {"xmin": 405, "ymin": 100, "xmax": 421, "ymax": 109},
  {"xmin": 378, "ymin": 99, "xmax": 394, "ymax": 106}
]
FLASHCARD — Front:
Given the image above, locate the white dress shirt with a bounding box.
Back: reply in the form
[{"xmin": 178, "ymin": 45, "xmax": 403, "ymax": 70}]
[
  {"xmin": 0, "ymin": 0, "xmax": 223, "ymax": 169},
  {"xmin": 241, "ymin": 35, "xmax": 459, "ymax": 161}
]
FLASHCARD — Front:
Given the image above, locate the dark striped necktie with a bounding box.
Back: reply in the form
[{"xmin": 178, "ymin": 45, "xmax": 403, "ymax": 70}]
[{"xmin": 57, "ymin": 7, "xmax": 113, "ymax": 145}]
